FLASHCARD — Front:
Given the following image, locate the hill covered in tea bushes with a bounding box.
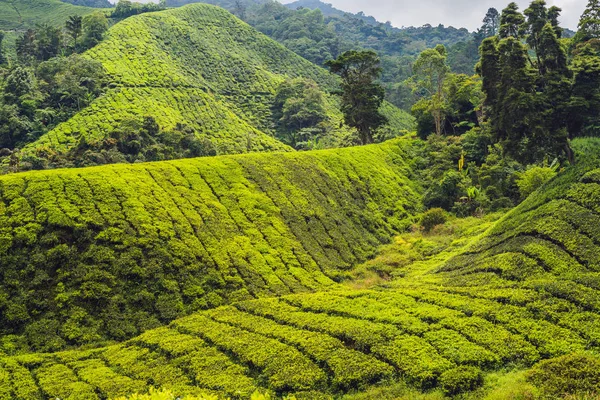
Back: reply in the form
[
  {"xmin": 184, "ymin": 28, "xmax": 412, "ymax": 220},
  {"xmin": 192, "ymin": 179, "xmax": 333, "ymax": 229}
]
[
  {"xmin": 0, "ymin": 138, "xmax": 420, "ymax": 352},
  {"xmin": 20, "ymin": 3, "xmax": 413, "ymax": 166},
  {"xmin": 0, "ymin": 0, "xmax": 98, "ymax": 31},
  {"xmin": 0, "ymin": 139, "xmax": 597, "ymax": 399}
]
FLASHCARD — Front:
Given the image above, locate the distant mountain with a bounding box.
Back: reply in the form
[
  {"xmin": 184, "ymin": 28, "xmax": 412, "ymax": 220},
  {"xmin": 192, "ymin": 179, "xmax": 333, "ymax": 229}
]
[{"xmin": 285, "ymin": 0, "xmax": 380, "ymax": 26}]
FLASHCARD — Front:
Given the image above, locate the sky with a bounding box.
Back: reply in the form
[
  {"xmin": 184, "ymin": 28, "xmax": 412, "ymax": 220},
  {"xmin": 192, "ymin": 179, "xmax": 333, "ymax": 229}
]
[{"xmin": 280, "ymin": 0, "xmax": 587, "ymax": 31}]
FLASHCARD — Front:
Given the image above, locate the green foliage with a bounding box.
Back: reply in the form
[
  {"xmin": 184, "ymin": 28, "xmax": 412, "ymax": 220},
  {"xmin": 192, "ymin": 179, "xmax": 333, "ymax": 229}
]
[
  {"xmin": 576, "ymin": 0, "xmax": 600, "ymax": 43},
  {"xmin": 81, "ymin": 11, "xmax": 108, "ymax": 49},
  {"xmin": 109, "ymin": 0, "xmax": 167, "ymax": 19},
  {"xmin": 0, "ymin": 0, "xmax": 99, "ymax": 32},
  {"xmin": 515, "ymin": 165, "xmax": 557, "ymax": 199},
  {"xmin": 0, "ymin": 139, "xmax": 420, "ymax": 351},
  {"xmin": 439, "ymin": 366, "xmax": 484, "ymax": 395},
  {"xmin": 412, "ymin": 45, "xmax": 451, "ymax": 137},
  {"xmin": 325, "ymin": 50, "xmax": 387, "ymax": 145},
  {"xmin": 0, "ymin": 54, "xmax": 106, "ymax": 154},
  {"xmin": 420, "ymin": 208, "xmax": 448, "ymax": 232},
  {"xmin": 526, "ymin": 353, "xmax": 600, "ymax": 397},
  {"xmin": 1, "ymin": 136, "xmax": 600, "ymax": 399},
  {"xmin": 479, "ymin": 0, "xmax": 589, "ymax": 164},
  {"xmin": 10, "ymin": 4, "xmax": 412, "ymax": 167},
  {"xmin": 272, "ymin": 78, "xmax": 327, "ymax": 149}
]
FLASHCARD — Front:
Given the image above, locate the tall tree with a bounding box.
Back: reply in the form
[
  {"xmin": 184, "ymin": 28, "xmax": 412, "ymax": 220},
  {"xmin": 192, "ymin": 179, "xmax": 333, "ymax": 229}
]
[
  {"xmin": 0, "ymin": 31, "xmax": 5, "ymax": 65},
  {"xmin": 568, "ymin": 44, "xmax": 600, "ymax": 137},
  {"xmin": 33, "ymin": 23, "xmax": 63, "ymax": 61},
  {"xmin": 272, "ymin": 79, "xmax": 327, "ymax": 149},
  {"xmin": 577, "ymin": 0, "xmax": 600, "ymax": 42},
  {"xmin": 412, "ymin": 44, "xmax": 450, "ymax": 136},
  {"xmin": 82, "ymin": 12, "xmax": 108, "ymax": 50},
  {"xmin": 325, "ymin": 50, "xmax": 387, "ymax": 145},
  {"xmin": 523, "ymin": 0, "xmax": 549, "ymax": 67},
  {"xmin": 66, "ymin": 15, "xmax": 83, "ymax": 49},
  {"xmin": 482, "ymin": 8, "xmax": 500, "ymax": 37},
  {"xmin": 537, "ymin": 23, "xmax": 573, "ymax": 162},
  {"xmin": 480, "ymin": 36, "xmax": 537, "ymax": 162},
  {"xmin": 16, "ymin": 29, "xmax": 36, "ymax": 63},
  {"xmin": 547, "ymin": 6, "xmax": 564, "ymax": 38},
  {"xmin": 499, "ymin": 2, "xmax": 525, "ymax": 38}
]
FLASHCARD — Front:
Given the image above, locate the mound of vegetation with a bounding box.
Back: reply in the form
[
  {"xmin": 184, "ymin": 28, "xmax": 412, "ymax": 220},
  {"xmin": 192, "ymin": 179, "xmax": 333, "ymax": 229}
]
[
  {"xmin": 0, "ymin": 138, "xmax": 420, "ymax": 352},
  {"xmin": 12, "ymin": 3, "xmax": 412, "ymax": 169},
  {"xmin": 0, "ymin": 0, "xmax": 98, "ymax": 31},
  {"xmin": 0, "ymin": 138, "xmax": 597, "ymax": 399}
]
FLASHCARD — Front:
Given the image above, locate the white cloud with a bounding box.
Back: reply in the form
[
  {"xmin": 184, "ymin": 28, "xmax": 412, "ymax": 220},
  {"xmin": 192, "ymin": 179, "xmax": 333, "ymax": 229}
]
[{"xmin": 281, "ymin": 0, "xmax": 587, "ymax": 30}]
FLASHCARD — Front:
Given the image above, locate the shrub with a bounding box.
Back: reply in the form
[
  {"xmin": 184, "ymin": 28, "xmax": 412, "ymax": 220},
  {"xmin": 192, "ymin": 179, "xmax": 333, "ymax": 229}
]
[
  {"xmin": 516, "ymin": 166, "xmax": 557, "ymax": 199},
  {"xmin": 113, "ymin": 387, "xmax": 296, "ymax": 400},
  {"xmin": 526, "ymin": 353, "xmax": 600, "ymax": 397},
  {"xmin": 439, "ymin": 366, "xmax": 484, "ymax": 395},
  {"xmin": 421, "ymin": 208, "xmax": 448, "ymax": 233}
]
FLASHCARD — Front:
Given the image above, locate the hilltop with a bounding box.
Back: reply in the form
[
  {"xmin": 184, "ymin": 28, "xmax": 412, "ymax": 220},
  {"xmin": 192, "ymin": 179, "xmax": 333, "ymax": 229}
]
[
  {"xmin": 18, "ymin": 3, "xmax": 412, "ymax": 167},
  {"xmin": 0, "ymin": 138, "xmax": 598, "ymax": 399}
]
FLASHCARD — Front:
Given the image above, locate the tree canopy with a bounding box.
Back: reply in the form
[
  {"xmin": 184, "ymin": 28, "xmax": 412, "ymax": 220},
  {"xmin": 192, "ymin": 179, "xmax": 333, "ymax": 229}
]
[{"xmin": 325, "ymin": 50, "xmax": 387, "ymax": 145}]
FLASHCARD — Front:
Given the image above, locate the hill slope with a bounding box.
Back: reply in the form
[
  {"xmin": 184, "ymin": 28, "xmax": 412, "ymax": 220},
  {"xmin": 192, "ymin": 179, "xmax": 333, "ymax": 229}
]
[
  {"xmin": 1, "ymin": 140, "xmax": 597, "ymax": 399},
  {"xmin": 0, "ymin": 138, "xmax": 420, "ymax": 351},
  {"xmin": 0, "ymin": 0, "xmax": 98, "ymax": 31},
  {"xmin": 21, "ymin": 4, "xmax": 413, "ymax": 165}
]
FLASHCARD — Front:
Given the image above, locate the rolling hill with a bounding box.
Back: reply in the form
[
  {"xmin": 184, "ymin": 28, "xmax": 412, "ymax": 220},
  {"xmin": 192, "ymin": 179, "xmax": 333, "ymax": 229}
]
[
  {"xmin": 20, "ymin": 3, "xmax": 413, "ymax": 164},
  {"xmin": 0, "ymin": 0, "xmax": 99, "ymax": 31},
  {"xmin": 0, "ymin": 138, "xmax": 420, "ymax": 352},
  {"xmin": 0, "ymin": 139, "xmax": 598, "ymax": 398}
]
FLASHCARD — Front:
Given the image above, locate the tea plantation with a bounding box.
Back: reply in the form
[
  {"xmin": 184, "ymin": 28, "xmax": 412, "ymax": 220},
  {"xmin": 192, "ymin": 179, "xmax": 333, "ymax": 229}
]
[
  {"xmin": 22, "ymin": 3, "xmax": 414, "ymax": 160},
  {"xmin": 0, "ymin": 0, "xmax": 98, "ymax": 31},
  {"xmin": 0, "ymin": 139, "xmax": 598, "ymax": 399},
  {"xmin": 0, "ymin": 138, "xmax": 420, "ymax": 351}
]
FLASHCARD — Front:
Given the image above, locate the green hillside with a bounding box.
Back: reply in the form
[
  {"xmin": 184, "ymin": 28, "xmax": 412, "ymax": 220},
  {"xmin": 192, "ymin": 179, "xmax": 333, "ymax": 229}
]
[
  {"xmin": 0, "ymin": 0, "xmax": 99, "ymax": 31},
  {"xmin": 20, "ymin": 4, "xmax": 413, "ymax": 164},
  {"xmin": 0, "ymin": 139, "xmax": 597, "ymax": 399},
  {"xmin": 0, "ymin": 138, "xmax": 420, "ymax": 352}
]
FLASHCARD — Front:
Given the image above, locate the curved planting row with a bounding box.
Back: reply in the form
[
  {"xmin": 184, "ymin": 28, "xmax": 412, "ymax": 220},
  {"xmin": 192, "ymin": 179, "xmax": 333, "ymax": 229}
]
[
  {"xmin": 0, "ymin": 282, "xmax": 593, "ymax": 400},
  {"xmin": 0, "ymin": 139, "xmax": 419, "ymax": 351}
]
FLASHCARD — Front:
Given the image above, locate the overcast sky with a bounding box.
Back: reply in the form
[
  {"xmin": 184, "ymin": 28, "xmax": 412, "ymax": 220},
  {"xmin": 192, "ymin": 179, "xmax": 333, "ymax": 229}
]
[{"xmin": 280, "ymin": 0, "xmax": 587, "ymax": 31}]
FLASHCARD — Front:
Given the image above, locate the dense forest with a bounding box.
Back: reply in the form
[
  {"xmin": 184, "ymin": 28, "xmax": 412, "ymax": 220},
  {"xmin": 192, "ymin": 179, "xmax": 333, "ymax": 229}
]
[{"xmin": 0, "ymin": 0, "xmax": 599, "ymax": 399}]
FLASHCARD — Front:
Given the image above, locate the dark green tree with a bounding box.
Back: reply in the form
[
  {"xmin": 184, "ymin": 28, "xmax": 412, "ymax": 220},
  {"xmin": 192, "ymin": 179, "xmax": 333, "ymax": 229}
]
[
  {"xmin": 523, "ymin": 0, "xmax": 549, "ymax": 67},
  {"xmin": 499, "ymin": 2, "xmax": 525, "ymax": 38},
  {"xmin": 16, "ymin": 30, "xmax": 36, "ymax": 64},
  {"xmin": 412, "ymin": 45, "xmax": 450, "ymax": 136},
  {"xmin": 568, "ymin": 44, "xmax": 600, "ymax": 137},
  {"xmin": 33, "ymin": 23, "xmax": 63, "ymax": 61},
  {"xmin": 482, "ymin": 8, "xmax": 500, "ymax": 37},
  {"xmin": 548, "ymin": 6, "xmax": 564, "ymax": 38},
  {"xmin": 82, "ymin": 12, "xmax": 109, "ymax": 49},
  {"xmin": 325, "ymin": 50, "xmax": 387, "ymax": 145},
  {"xmin": 272, "ymin": 79, "xmax": 327, "ymax": 149},
  {"xmin": 66, "ymin": 15, "xmax": 83, "ymax": 50},
  {"xmin": 0, "ymin": 32, "xmax": 5, "ymax": 65},
  {"xmin": 537, "ymin": 23, "xmax": 573, "ymax": 162},
  {"xmin": 577, "ymin": 0, "xmax": 600, "ymax": 42},
  {"xmin": 487, "ymin": 37, "xmax": 537, "ymax": 162}
]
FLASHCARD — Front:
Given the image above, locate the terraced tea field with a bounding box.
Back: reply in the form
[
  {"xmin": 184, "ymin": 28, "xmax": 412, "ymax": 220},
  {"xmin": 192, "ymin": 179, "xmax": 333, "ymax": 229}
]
[
  {"xmin": 22, "ymin": 3, "xmax": 414, "ymax": 160},
  {"xmin": 0, "ymin": 138, "xmax": 420, "ymax": 351},
  {"xmin": 0, "ymin": 140, "xmax": 599, "ymax": 399}
]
